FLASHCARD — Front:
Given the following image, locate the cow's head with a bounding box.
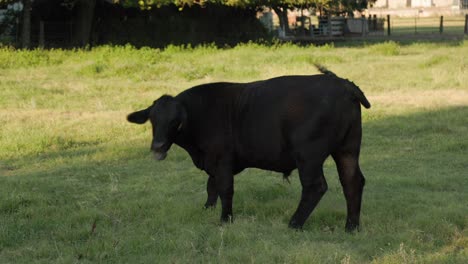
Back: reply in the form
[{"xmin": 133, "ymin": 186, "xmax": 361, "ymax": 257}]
[{"xmin": 127, "ymin": 95, "xmax": 186, "ymax": 161}]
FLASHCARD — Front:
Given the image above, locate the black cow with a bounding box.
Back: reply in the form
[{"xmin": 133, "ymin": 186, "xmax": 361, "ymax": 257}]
[{"xmin": 127, "ymin": 65, "xmax": 371, "ymax": 231}]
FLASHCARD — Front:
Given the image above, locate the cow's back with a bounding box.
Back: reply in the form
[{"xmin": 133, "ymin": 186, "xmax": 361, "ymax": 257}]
[{"xmin": 233, "ymin": 75, "xmax": 361, "ymax": 172}]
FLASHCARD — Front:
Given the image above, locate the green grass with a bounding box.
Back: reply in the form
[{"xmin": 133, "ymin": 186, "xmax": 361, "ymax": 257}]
[{"xmin": 1, "ymin": 41, "xmax": 467, "ymax": 263}]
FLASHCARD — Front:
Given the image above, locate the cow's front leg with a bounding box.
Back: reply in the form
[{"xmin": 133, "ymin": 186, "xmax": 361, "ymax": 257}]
[
  {"xmin": 215, "ymin": 169, "xmax": 234, "ymax": 223},
  {"xmin": 204, "ymin": 175, "xmax": 218, "ymax": 209}
]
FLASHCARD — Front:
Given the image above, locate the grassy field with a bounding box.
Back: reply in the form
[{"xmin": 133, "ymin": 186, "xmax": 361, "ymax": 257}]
[{"xmin": 0, "ymin": 40, "xmax": 467, "ymax": 263}]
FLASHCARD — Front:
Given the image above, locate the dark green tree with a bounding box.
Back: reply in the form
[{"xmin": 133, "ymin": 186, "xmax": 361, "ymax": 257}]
[
  {"xmin": 1, "ymin": 0, "xmax": 374, "ymax": 48},
  {"xmin": 120, "ymin": 0, "xmax": 374, "ymax": 34},
  {"xmin": 1, "ymin": 0, "xmax": 97, "ymax": 48},
  {"xmin": 0, "ymin": 0, "xmax": 31, "ymax": 48}
]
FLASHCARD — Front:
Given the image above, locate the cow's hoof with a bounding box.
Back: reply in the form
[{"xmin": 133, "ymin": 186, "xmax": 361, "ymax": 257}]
[
  {"xmin": 345, "ymin": 223, "xmax": 360, "ymax": 233},
  {"xmin": 204, "ymin": 203, "xmax": 216, "ymax": 209},
  {"xmin": 220, "ymin": 215, "xmax": 233, "ymax": 224},
  {"xmin": 288, "ymin": 220, "xmax": 303, "ymax": 230}
]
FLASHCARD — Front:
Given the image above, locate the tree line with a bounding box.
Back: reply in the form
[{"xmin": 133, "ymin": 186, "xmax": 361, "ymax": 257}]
[{"xmin": 0, "ymin": 0, "xmax": 373, "ymax": 48}]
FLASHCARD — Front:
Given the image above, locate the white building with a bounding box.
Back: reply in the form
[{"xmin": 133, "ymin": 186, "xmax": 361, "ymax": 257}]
[
  {"xmin": 369, "ymin": 0, "xmax": 467, "ymax": 16},
  {"xmin": 372, "ymin": 0, "xmax": 455, "ymax": 8}
]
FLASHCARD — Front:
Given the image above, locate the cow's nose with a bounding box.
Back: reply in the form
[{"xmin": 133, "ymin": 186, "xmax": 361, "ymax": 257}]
[{"xmin": 151, "ymin": 141, "xmax": 165, "ymax": 150}]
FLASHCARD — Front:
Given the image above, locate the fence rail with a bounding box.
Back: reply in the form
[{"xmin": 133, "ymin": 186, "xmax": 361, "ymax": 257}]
[{"xmin": 388, "ymin": 15, "xmax": 467, "ymax": 35}]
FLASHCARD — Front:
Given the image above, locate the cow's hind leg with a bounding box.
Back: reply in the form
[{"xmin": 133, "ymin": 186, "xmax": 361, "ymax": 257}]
[
  {"xmin": 332, "ymin": 152, "xmax": 365, "ymax": 232},
  {"xmin": 289, "ymin": 144, "xmax": 329, "ymax": 229}
]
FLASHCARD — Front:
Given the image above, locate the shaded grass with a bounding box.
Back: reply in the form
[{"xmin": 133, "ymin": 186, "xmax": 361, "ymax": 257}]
[{"xmin": 0, "ymin": 41, "xmax": 467, "ymax": 263}]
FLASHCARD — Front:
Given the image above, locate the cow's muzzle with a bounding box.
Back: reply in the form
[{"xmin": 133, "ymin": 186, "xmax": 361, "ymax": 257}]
[
  {"xmin": 151, "ymin": 141, "xmax": 167, "ymax": 161},
  {"xmin": 153, "ymin": 151, "xmax": 167, "ymax": 161}
]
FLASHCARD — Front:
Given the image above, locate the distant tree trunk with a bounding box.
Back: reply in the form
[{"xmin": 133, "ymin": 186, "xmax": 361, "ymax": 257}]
[
  {"xmin": 73, "ymin": 0, "xmax": 96, "ymax": 47},
  {"xmin": 272, "ymin": 6, "xmax": 290, "ymax": 35},
  {"xmin": 21, "ymin": 0, "xmax": 32, "ymax": 49}
]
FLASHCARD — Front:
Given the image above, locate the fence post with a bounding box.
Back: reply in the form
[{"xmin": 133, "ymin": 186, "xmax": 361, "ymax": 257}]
[
  {"xmin": 367, "ymin": 15, "xmax": 372, "ymax": 32},
  {"xmin": 465, "ymin": 14, "xmax": 468, "ymax": 35},
  {"xmin": 439, "ymin": 16, "xmax": 443, "ymax": 34},
  {"xmin": 39, "ymin": 21, "xmax": 45, "ymax": 48},
  {"xmin": 387, "ymin": 15, "xmax": 391, "ymax": 36},
  {"xmin": 328, "ymin": 16, "xmax": 332, "ymax": 37},
  {"xmin": 362, "ymin": 17, "xmax": 366, "ymax": 37},
  {"xmin": 373, "ymin": 14, "xmax": 377, "ymax": 31},
  {"xmin": 414, "ymin": 17, "xmax": 417, "ymax": 34},
  {"xmin": 15, "ymin": 17, "xmax": 19, "ymax": 48}
]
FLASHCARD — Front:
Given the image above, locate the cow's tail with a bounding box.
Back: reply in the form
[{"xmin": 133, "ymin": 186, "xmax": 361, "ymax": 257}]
[
  {"xmin": 315, "ymin": 63, "xmax": 336, "ymax": 77},
  {"xmin": 347, "ymin": 82, "xmax": 371, "ymax": 109},
  {"xmin": 315, "ymin": 64, "xmax": 371, "ymax": 109}
]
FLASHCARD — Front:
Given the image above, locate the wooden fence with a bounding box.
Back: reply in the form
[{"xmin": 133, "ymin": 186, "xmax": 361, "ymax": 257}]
[
  {"xmin": 280, "ymin": 14, "xmax": 468, "ymax": 43},
  {"xmin": 386, "ymin": 14, "xmax": 468, "ymax": 36}
]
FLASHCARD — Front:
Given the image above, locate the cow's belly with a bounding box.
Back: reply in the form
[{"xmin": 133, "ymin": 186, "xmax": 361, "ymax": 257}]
[
  {"xmin": 235, "ymin": 148, "xmax": 296, "ymax": 174},
  {"xmin": 251, "ymin": 159, "xmax": 296, "ymax": 174}
]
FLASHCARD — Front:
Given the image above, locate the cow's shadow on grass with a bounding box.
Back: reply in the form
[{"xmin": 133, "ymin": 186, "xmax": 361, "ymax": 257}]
[{"xmin": 1, "ymin": 106, "xmax": 467, "ymax": 260}]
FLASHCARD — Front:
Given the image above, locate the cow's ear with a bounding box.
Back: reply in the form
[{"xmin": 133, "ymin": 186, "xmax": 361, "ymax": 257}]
[{"xmin": 127, "ymin": 108, "xmax": 150, "ymax": 124}]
